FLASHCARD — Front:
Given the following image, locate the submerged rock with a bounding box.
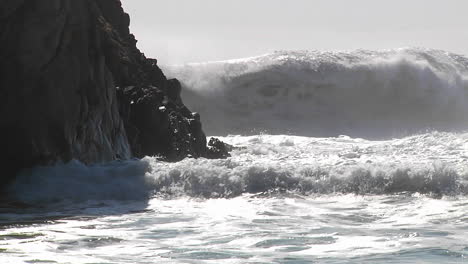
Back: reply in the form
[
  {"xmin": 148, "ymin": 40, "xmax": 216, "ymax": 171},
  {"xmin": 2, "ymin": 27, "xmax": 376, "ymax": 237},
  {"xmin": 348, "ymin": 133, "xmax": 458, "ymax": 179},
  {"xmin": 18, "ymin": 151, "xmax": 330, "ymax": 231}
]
[
  {"xmin": 0, "ymin": 0, "xmax": 229, "ymax": 189},
  {"xmin": 206, "ymin": 138, "xmax": 232, "ymax": 159}
]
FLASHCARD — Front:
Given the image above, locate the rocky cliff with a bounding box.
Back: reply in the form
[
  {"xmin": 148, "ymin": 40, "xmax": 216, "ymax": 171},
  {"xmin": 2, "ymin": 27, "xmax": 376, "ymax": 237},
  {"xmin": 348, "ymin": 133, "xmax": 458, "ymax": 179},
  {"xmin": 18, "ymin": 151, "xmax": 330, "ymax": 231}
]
[{"xmin": 0, "ymin": 0, "xmax": 223, "ymax": 189}]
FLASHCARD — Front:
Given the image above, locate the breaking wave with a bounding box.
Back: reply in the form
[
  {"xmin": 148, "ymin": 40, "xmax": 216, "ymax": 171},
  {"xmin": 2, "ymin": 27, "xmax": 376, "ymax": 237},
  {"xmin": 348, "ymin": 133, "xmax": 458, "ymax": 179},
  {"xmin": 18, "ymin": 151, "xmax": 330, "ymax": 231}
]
[
  {"xmin": 166, "ymin": 48, "xmax": 468, "ymax": 138},
  {"xmin": 7, "ymin": 133, "xmax": 468, "ymax": 203},
  {"xmin": 6, "ymin": 48, "xmax": 468, "ymax": 205}
]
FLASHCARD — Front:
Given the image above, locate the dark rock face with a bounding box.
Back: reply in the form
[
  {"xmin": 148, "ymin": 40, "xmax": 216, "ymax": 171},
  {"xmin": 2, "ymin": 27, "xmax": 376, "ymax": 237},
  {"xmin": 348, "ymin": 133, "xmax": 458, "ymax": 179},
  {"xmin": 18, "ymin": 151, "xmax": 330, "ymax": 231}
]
[
  {"xmin": 0, "ymin": 0, "xmax": 132, "ymax": 187},
  {"xmin": 0, "ymin": 0, "xmax": 227, "ymax": 188},
  {"xmin": 117, "ymin": 82, "xmax": 207, "ymax": 161}
]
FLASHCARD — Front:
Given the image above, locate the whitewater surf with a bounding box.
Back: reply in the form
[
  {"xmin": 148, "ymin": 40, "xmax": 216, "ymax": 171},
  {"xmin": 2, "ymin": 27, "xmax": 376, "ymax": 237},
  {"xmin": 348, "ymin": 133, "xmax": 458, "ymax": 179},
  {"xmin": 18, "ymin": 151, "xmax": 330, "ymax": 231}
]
[{"xmin": 2, "ymin": 48, "xmax": 468, "ymax": 264}]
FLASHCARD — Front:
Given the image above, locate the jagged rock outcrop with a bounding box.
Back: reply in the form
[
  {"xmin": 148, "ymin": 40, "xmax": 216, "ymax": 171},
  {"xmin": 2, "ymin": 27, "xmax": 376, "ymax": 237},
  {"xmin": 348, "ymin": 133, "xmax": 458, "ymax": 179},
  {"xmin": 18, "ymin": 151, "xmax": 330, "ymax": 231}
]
[
  {"xmin": 0, "ymin": 0, "xmax": 225, "ymax": 188},
  {"xmin": 206, "ymin": 138, "xmax": 232, "ymax": 159},
  {"xmin": 90, "ymin": 0, "xmax": 209, "ymax": 160},
  {"xmin": 117, "ymin": 82, "xmax": 207, "ymax": 161}
]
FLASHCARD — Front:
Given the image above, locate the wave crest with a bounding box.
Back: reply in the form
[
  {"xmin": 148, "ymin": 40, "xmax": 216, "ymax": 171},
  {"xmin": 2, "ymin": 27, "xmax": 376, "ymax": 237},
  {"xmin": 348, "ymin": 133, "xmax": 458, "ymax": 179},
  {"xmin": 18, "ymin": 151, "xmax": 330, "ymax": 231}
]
[
  {"xmin": 148, "ymin": 159, "xmax": 467, "ymax": 199},
  {"xmin": 166, "ymin": 48, "xmax": 468, "ymax": 138}
]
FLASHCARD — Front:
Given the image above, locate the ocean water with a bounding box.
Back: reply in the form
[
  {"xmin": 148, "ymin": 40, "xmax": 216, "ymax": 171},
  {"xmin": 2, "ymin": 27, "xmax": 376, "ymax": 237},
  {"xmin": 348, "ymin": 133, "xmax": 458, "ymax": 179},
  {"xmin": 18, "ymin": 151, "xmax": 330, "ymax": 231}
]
[
  {"xmin": 168, "ymin": 48, "xmax": 468, "ymax": 138},
  {"xmin": 2, "ymin": 48, "xmax": 468, "ymax": 263},
  {"xmin": 2, "ymin": 133, "xmax": 468, "ymax": 263}
]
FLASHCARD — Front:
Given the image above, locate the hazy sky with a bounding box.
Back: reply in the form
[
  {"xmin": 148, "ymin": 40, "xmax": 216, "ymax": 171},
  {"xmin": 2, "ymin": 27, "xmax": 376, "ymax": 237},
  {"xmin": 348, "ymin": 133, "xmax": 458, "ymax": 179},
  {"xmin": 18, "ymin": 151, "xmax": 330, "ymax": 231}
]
[{"xmin": 121, "ymin": 0, "xmax": 468, "ymax": 65}]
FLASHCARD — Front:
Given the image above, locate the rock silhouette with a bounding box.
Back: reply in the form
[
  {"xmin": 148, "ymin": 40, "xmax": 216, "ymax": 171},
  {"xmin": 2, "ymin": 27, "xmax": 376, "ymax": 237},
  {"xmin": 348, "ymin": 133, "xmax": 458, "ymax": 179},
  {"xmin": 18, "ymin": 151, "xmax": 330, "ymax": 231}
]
[{"xmin": 0, "ymin": 0, "xmax": 226, "ymax": 189}]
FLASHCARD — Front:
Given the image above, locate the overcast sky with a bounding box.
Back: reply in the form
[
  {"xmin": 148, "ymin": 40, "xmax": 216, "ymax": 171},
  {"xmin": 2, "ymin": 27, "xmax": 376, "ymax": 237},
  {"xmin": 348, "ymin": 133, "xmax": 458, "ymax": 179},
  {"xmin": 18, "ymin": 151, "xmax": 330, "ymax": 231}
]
[{"xmin": 121, "ymin": 0, "xmax": 468, "ymax": 65}]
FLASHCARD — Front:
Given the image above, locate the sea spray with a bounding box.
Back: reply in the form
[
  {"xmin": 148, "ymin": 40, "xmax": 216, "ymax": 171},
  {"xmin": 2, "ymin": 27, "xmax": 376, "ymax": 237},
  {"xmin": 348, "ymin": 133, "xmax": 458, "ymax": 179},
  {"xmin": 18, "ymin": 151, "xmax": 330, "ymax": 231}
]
[
  {"xmin": 3, "ymin": 49, "xmax": 468, "ymax": 264},
  {"xmin": 166, "ymin": 48, "xmax": 468, "ymax": 138}
]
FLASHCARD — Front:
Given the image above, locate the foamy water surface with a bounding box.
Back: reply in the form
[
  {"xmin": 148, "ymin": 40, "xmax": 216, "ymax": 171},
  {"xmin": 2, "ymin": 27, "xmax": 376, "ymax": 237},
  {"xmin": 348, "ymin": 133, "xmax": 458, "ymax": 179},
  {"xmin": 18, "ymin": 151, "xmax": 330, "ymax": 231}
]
[
  {"xmin": 2, "ymin": 49, "xmax": 468, "ymax": 263},
  {"xmin": 2, "ymin": 133, "xmax": 468, "ymax": 263}
]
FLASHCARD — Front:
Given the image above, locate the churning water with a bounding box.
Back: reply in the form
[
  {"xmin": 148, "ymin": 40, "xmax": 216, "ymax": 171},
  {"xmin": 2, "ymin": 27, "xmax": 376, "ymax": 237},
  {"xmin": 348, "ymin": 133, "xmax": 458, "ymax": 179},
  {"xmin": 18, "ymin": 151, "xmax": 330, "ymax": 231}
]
[{"xmin": 2, "ymin": 48, "xmax": 468, "ymax": 263}]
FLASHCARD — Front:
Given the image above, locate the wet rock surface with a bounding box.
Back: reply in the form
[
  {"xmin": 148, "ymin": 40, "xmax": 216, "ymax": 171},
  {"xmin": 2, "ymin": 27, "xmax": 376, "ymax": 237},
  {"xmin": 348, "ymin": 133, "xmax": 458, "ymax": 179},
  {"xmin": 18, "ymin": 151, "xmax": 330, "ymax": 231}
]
[{"xmin": 206, "ymin": 138, "xmax": 232, "ymax": 159}]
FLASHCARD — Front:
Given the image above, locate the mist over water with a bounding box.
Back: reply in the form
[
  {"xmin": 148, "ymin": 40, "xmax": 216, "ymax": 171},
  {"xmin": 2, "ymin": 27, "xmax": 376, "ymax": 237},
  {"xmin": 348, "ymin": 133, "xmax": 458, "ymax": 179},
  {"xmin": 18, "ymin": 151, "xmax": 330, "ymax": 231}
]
[{"xmin": 166, "ymin": 48, "xmax": 468, "ymax": 138}]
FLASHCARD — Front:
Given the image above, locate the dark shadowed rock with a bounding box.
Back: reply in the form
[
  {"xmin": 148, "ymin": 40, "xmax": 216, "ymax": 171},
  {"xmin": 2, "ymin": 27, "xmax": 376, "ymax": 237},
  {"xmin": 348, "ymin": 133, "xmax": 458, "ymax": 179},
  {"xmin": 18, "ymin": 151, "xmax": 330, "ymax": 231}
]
[
  {"xmin": 206, "ymin": 138, "xmax": 232, "ymax": 159},
  {"xmin": 117, "ymin": 83, "xmax": 207, "ymax": 161},
  {"xmin": 0, "ymin": 0, "xmax": 229, "ymax": 189},
  {"xmin": 0, "ymin": 0, "xmax": 132, "ymax": 187}
]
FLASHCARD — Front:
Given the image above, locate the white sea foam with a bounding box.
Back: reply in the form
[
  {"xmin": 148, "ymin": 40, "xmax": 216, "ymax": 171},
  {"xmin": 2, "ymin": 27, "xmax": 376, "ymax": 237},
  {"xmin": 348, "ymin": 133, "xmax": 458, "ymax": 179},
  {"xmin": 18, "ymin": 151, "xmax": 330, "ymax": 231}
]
[
  {"xmin": 165, "ymin": 48, "xmax": 468, "ymax": 138},
  {"xmin": 4, "ymin": 49, "xmax": 468, "ymax": 264},
  {"xmin": 7, "ymin": 48, "xmax": 468, "ymax": 204},
  {"xmin": 7, "ymin": 132, "xmax": 468, "ymax": 203}
]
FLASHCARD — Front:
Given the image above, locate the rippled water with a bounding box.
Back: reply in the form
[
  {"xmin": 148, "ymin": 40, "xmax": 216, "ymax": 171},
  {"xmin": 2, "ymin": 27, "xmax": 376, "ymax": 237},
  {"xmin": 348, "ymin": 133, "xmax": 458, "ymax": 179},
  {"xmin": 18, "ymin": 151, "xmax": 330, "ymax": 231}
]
[{"xmin": 2, "ymin": 133, "xmax": 468, "ymax": 263}]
